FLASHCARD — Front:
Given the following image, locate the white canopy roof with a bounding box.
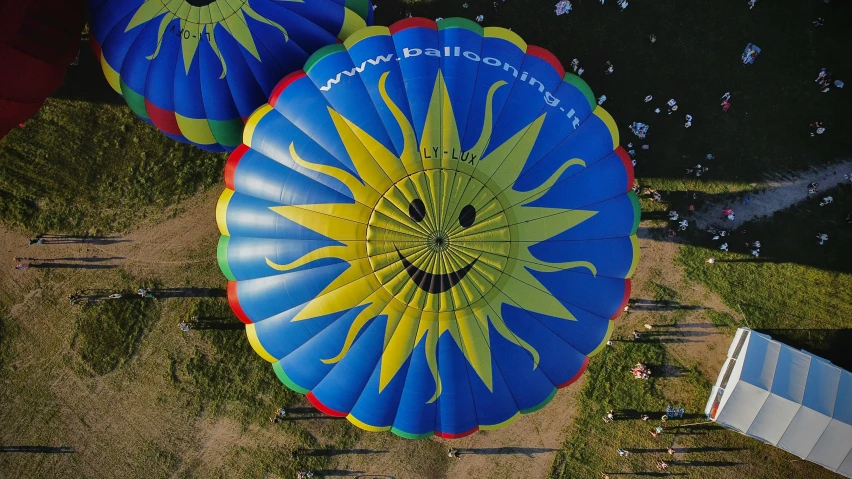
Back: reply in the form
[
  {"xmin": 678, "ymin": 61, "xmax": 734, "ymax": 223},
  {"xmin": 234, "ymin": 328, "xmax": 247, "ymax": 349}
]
[{"xmin": 706, "ymin": 328, "xmax": 852, "ymax": 478}]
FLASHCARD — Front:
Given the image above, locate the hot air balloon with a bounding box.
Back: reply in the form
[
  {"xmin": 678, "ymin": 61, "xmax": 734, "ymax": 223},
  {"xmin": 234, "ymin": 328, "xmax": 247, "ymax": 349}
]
[
  {"xmin": 0, "ymin": 0, "xmax": 85, "ymax": 139},
  {"xmin": 87, "ymin": 0, "xmax": 374, "ymax": 152},
  {"xmin": 217, "ymin": 18, "xmax": 639, "ymax": 439}
]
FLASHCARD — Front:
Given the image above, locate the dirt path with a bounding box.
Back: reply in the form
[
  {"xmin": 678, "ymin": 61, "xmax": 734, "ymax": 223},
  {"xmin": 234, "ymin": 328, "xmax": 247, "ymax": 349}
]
[
  {"xmin": 694, "ymin": 159, "xmax": 852, "ymax": 229},
  {"xmin": 0, "ymin": 188, "xmax": 748, "ymax": 479}
]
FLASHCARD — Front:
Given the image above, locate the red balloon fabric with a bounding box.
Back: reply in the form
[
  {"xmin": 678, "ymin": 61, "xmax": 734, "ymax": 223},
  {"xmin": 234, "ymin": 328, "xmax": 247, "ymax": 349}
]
[{"xmin": 0, "ymin": 0, "xmax": 85, "ymax": 139}]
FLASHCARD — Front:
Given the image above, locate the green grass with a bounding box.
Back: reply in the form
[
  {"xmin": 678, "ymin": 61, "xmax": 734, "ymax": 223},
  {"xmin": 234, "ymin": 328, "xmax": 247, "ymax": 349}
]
[
  {"xmin": 71, "ymin": 292, "xmax": 159, "ymax": 376},
  {"xmin": 0, "ymin": 98, "xmax": 224, "ymax": 234},
  {"xmin": 678, "ymin": 185, "xmax": 852, "ymax": 368}
]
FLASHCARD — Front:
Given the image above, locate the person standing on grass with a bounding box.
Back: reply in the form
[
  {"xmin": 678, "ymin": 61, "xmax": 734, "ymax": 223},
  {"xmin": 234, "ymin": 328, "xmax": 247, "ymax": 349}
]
[
  {"xmin": 720, "ymin": 243, "xmax": 729, "ymax": 252},
  {"xmin": 617, "ymin": 448, "xmax": 629, "ymax": 457},
  {"xmin": 571, "ymin": 58, "xmax": 579, "ymax": 72},
  {"xmin": 816, "ymin": 233, "xmax": 828, "ymax": 245},
  {"xmin": 808, "ymin": 182, "xmax": 820, "ymax": 195},
  {"xmin": 649, "ymin": 34, "xmax": 656, "ymax": 44},
  {"xmin": 605, "ymin": 61, "xmax": 614, "ymax": 75},
  {"xmin": 722, "ymin": 100, "xmax": 731, "ymax": 112}
]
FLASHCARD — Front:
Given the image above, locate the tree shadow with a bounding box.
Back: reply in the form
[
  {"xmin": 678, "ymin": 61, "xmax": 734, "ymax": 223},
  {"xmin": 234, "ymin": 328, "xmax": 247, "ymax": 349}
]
[
  {"xmin": 0, "ymin": 446, "xmax": 75, "ymax": 453},
  {"xmin": 459, "ymin": 447, "xmax": 558, "ymax": 457},
  {"xmin": 314, "ymin": 470, "xmax": 366, "ymax": 477},
  {"xmin": 671, "ymin": 460, "xmax": 743, "ymax": 467},
  {"xmin": 33, "ymin": 234, "xmax": 130, "ymax": 245},
  {"xmin": 153, "ymin": 288, "xmax": 226, "ymax": 298},
  {"xmin": 53, "ymin": 47, "xmax": 126, "ymax": 106},
  {"xmin": 673, "ymin": 447, "xmax": 746, "ymax": 453},
  {"xmin": 629, "ymin": 299, "xmax": 706, "ymax": 312},
  {"xmin": 298, "ymin": 449, "xmax": 387, "ymax": 457},
  {"xmin": 38, "ymin": 257, "xmax": 125, "ymax": 262},
  {"xmin": 35, "ymin": 263, "xmax": 117, "ymax": 270}
]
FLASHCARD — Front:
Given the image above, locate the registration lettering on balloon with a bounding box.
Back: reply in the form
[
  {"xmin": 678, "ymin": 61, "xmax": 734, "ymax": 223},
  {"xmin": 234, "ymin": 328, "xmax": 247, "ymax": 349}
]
[{"xmin": 218, "ymin": 18, "xmax": 638, "ymax": 439}]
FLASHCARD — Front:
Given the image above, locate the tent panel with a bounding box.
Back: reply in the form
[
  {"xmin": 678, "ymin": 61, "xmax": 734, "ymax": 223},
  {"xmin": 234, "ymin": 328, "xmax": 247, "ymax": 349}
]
[
  {"xmin": 802, "ymin": 356, "xmax": 841, "ymax": 416},
  {"xmin": 807, "ymin": 420, "xmax": 852, "ymax": 472},
  {"xmin": 714, "ymin": 382, "xmax": 770, "ymax": 434},
  {"xmin": 746, "ymin": 394, "xmax": 800, "ymax": 445},
  {"xmin": 839, "ymin": 448, "xmax": 852, "ymax": 478},
  {"xmin": 834, "ymin": 370, "xmax": 852, "ymax": 426},
  {"xmin": 777, "ymin": 406, "xmax": 831, "ymax": 459},
  {"xmin": 739, "ymin": 333, "xmax": 780, "ymax": 390},
  {"xmin": 771, "ymin": 346, "xmax": 810, "ymax": 403}
]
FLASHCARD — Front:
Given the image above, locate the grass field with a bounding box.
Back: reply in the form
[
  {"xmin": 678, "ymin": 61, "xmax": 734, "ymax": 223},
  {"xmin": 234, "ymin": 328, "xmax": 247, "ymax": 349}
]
[{"xmin": 1, "ymin": 0, "xmax": 851, "ymax": 478}]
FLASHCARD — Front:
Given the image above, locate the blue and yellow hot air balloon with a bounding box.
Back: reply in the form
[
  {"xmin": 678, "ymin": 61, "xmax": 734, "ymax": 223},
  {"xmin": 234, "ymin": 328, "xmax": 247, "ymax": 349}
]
[
  {"xmin": 87, "ymin": 0, "xmax": 373, "ymax": 152},
  {"xmin": 217, "ymin": 18, "xmax": 639, "ymax": 439}
]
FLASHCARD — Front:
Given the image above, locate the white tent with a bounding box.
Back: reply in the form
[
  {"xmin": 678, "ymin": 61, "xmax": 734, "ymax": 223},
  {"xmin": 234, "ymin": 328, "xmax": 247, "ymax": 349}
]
[{"xmin": 706, "ymin": 328, "xmax": 852, "ymax": 478}]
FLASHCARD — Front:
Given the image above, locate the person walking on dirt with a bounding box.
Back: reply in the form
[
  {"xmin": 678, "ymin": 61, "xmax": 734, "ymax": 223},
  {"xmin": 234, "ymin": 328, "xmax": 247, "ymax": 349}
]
[{"xmin": 447, "ymin": 448, "xmax": 461, "ymax": 459}]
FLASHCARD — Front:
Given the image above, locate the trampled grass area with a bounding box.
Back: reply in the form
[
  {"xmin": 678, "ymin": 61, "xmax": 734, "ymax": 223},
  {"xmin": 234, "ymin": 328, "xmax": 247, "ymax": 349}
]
[
  {"xmin": 72, "ymin": 294, "xmax": 159, "ymax": 376},
  {"xmin": 0, "ymin": 97, "xmax": 224, "ymax": 234}
]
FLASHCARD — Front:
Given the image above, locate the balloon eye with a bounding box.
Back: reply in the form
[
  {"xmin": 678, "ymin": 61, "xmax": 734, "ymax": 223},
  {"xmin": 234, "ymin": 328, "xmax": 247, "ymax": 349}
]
[
  {"xmin": 459, "ymin": 205, "xmax": 476, "ymax": 228},
  {"xmin": 409, "ymin": 199, "xmax": 426, "ymax": 222}
]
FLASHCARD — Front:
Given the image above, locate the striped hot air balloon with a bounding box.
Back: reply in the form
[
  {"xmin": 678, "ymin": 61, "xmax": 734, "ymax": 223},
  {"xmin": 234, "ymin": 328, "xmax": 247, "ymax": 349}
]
[
  {"xmin": 217, "ymin": 18, "xmax": 639, "ymax": 439},
  {"xmin": 88, "ymin": 0, "xmax": 374, "ymax": 152}
]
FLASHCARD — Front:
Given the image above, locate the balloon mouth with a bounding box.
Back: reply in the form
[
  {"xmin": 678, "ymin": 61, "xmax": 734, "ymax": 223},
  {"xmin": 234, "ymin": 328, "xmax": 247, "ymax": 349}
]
[
  {"xmin": 185, "ymin": 0, "xmax": 222, "ymax": 6},
  {"xmin": 426, "ymin": 231, "xmax": 451, "ymax": 253},
  {"xmin": 395, "ymin": 246, "xmax": 478, "ymax": 294}
]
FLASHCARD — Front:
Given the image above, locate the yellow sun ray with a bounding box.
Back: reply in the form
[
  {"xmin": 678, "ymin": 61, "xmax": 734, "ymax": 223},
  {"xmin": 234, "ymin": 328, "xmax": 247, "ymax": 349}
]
[
  {"xmin": 124, "ymin": 0, "xmax": 299, "ymax": 76},
  {"xmin": 266, "ymin": 69, "xmax": 604, "ymax": 403}
]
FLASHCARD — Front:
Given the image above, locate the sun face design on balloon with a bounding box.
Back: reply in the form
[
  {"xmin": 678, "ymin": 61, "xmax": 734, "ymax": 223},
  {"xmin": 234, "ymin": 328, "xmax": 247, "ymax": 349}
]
[
  {"xmin": 263, "ymin": 71, "xmax": 599, "ymax": 402},
  {"xmin": 125, "ymin": 0, "xmax": 301, "ymax": 77}
]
